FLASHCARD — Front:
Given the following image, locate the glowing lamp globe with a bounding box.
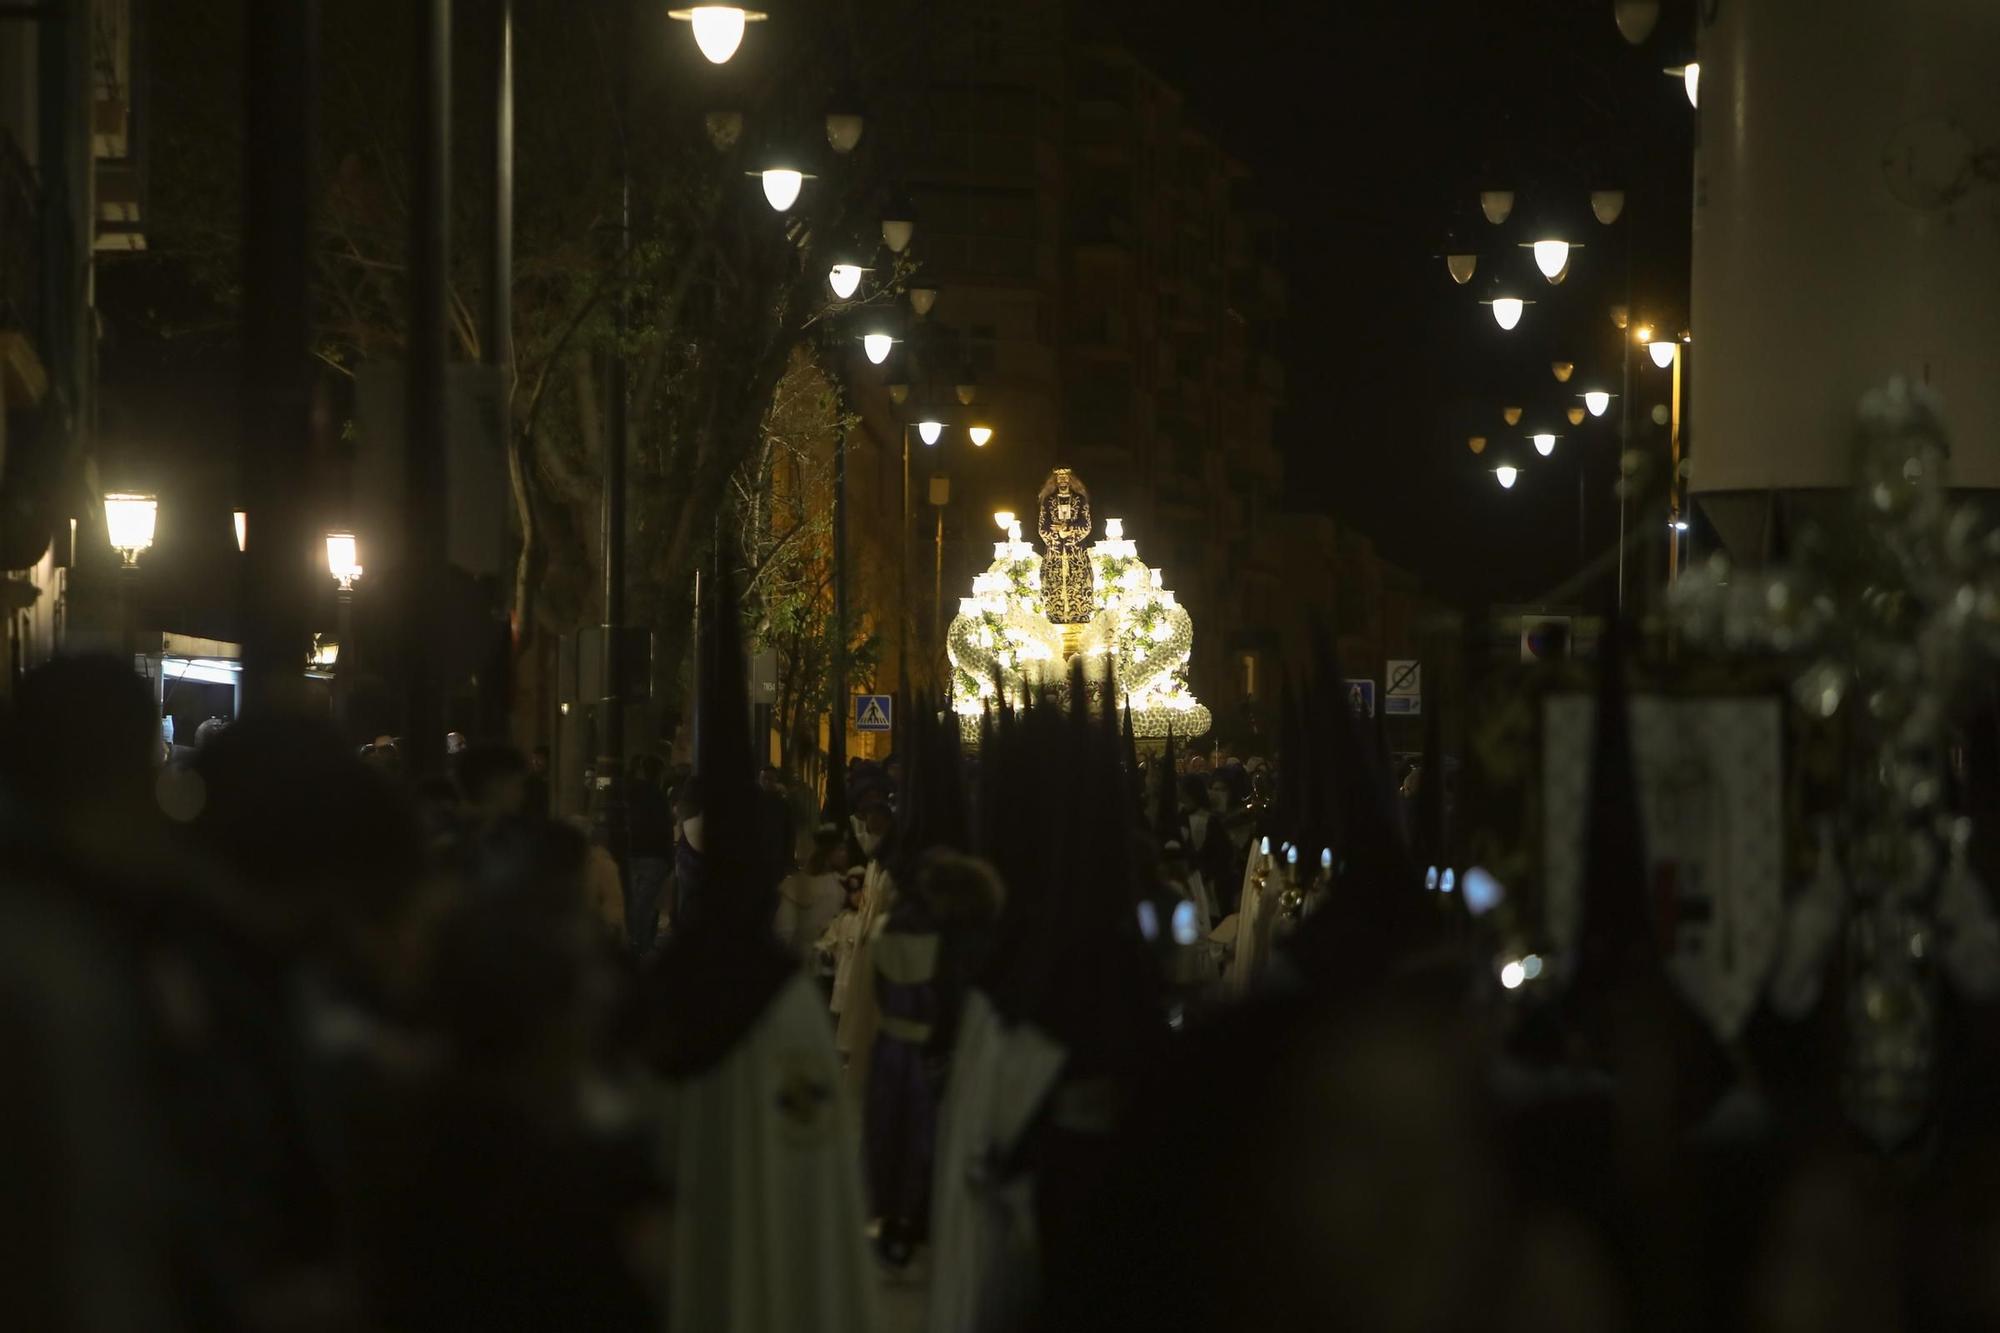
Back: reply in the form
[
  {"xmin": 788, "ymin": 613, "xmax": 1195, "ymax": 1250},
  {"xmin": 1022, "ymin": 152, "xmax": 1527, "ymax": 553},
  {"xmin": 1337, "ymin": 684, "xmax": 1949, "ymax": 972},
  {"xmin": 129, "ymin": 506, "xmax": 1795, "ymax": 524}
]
[
  {"xmin": 670, "ymin": 5, "xmax": 766, "ymax": 65},
  {"xmin": 824, "ymin": 112, "xmax": 865, "ymax": 154},
  {"xmin": 862, "ymin": 332, "xmax": 895, "ymax": 364},
  {"xmin": 758, "ymin": 168, "xmax": 805, "ymax": 211},
  {"xmin": 1495, "ymin": 466, "xmax": 1519, "ymax": 490},
  {"xmin": 1613, "ymin": 0, "xmax": 1659, "ymax": 45},
  {"xmin": 827, "ymin": 264, "xmax": 865, "ymax": 299},
  {"xmin": 1590, "ymin": 190, "xmax": 1626, "ymax": 224},
  {"xmin": 326, "ymin": 531, "xmax": 362, "ymax": 588},
  {"xmin": 1551, "ymin": 360, "xmax": 1574, "ymax": 382},
  {"xmin": 1490, "ymin": 297, "xmax": 1524, "ymax": 330},
  {"xmin": 1502, "ymin": 406, "xmax": 1523, "ymax": 426},
  {"xmin": 1649, "ymin": 339, "xmax": 1678, "ymax": 368},
  {"xmin": 909, "ymin": 286, "xmax": 938, "ymax": 316},
  {"xmin": 1479, "ymin": 190, "xmax": 1514, "ymax": 225},
  {"xmin": 1584, "ymin": 390, "xmax": 1611, "ymax": 417},
  {"xmin": 1532, "ymin": 432, "xmax": 1557, "ymax": 457},
  {"xmin": 968, "ymin": 424, "xmax": 994, "ymax": 447},
  {"xmin": 1105, "ymin": 518, "xmax": 1124, "ymax": 540},
  {"xmin": 233, "ymin": 509, "xmax": 247, "ymax": 552},
  {"xmin": 994, "ymin": 510, "xmax": 1016, "ymax": 531},
  {"xmin": 917, "ymin": 420, "xmax": 944, "ymax": 445},
  {"xmin": 882, "ymin": 217, "xmax": 914, "ymax": 253},
  {"xmin": 105, "ymin": 492, "xmax": 157, "ymax": 562},
  {"xmin": 1566, "ymin": 406, "xmax": 1587, "ymax": 425},
  {"xmin": 1677, "ymin": 62, "xmax": 1700, "ymax": 108},
  {"xmin": 1468, "ymin": 435, "xmax": 1487, "ymax": 455},
  {"xmin": 1447, "ymin": 253, "xmax": 1477, "ymax": 284},
  {"xmin": 1531, "ymin": 239, "xmax": 1571, "ymax": 280}
]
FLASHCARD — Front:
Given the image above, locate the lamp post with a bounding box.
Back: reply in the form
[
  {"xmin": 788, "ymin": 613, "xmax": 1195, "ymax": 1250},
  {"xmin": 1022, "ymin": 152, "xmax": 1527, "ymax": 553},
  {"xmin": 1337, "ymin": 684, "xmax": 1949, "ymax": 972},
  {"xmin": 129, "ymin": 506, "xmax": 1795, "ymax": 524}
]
[
  {"xmin": 1644, "ymin": 331, "xmax": 1688, "ymax": 586},
  {"xmin": 104, "ymin": 492, "xmax": 157, "ymax": 664},
  {"xmin": 326, "ymin": 531, "xmax": 362, "ymax": 732}
]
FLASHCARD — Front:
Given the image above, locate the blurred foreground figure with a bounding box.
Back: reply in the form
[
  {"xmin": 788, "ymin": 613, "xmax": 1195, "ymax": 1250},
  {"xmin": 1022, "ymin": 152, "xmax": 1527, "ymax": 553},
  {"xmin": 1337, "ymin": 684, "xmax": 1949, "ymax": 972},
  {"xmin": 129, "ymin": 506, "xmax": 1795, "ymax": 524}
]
[{"xmin": 645, "ymin": 555, "xmax": 878, "ymax": 1332}]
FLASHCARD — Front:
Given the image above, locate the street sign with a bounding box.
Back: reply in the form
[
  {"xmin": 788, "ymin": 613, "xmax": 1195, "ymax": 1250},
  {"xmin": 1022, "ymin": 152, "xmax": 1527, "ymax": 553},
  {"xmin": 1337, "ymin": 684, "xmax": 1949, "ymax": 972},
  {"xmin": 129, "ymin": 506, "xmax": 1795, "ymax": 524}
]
[
  {"xmin": 1345, "ymin": 679, "xmax": 1376, "ymax": 718},
  {"xmin": 854, "ymin": 694, "xmax": 893, "ymax": 733},
  {"xmin": 1386, "ymin": 659, "xmax": 1421, "ymax": 716}
]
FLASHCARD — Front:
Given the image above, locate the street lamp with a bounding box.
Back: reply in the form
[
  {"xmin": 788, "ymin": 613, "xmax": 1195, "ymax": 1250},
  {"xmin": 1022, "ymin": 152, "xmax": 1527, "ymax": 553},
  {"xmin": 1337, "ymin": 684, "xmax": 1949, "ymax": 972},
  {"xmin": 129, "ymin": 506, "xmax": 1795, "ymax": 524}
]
[
  {"xmin": 233, "ymin": 509, "xmax": 247, "ymax": 553},
  {"xmin": 1613, "ymin": 0, "xmax": 1658, "ymax": 44},
  {"xmin": 882, "ymin": 208, "xmax": 915, "ymax": 254},
  {"xmin": 1502, "ymin": 406, "xmax": 1523, "ymax": 426},
  {"xmin": 1550, "ymin": 360, "xmax": 1574, "ymax": 382},
  {"xmin": 824, "ymin": 111, "xmax": 865, "ymax": 154},
  {"xmin": 1479, "ymin": 190, "xmax": 1514, "ymax": 224},
  {"xmin": 755, "ymin": 166, "xmax": 811, "ymax": 212},
  {"xmin": 326, "ymin": 531, "xmax": 362, "ymax": 590},
  {"xmin": 968, "ymin": 424, "xmax": 993, "ymax": 447},
  {"xmin": 1485, "ymin": 296, "xmax": 1530, "ymax": 330},
  {"xmin": 827, "ymin": 262, "xmax": 868, "ymax": 299},
  {"xmin": 1583, "ymin": 390, "xmax": 1612, "ymax": 416},
  {"xmin": 909, "ymin": 285, "xmax": 939, "ymax": 317},
  {"xmin": 917, "ymin": 419, "xmax": 944, "ymax": 446},
  {"xmin": 862, "ymin": 331, "xmax": 898, "ymax": 365},
  {"xmin": 326, "ymin": 531, "xmax": 361, "ymax": 730},
  {"xmin": 105, "ymin": 493, "xmax": 157, "ymax": 567},
  {"xmin": 994, "ymin": 510, "xmax": 1015, "ymax": 531},
  {"xmin": 1532, "ymin": 432, "xmax": 1558, "ymax": 457},
  {"xmin": 1447, "ymin": 253, "xmax": 1477, "ymax": 284},
  {"xmin": 1530, "ymin": 239, "xmax": 1572, "ymax": 280},
  {"xmin": 1648, "ymin": 338, "xmax": 1678, "ymax": 369},
  {"xmin": 1590, "ymin": 190, "xmax": 1625, "ymax": 224},
  {"xmin": 669, "ymin": 4, "xmax": 767, "ymax": 65},
  {"xmin": 1668, "ymin": 62, "xmax": 1700, "ymax": 108},
  {"xmin": 1495, "ymin": 465, "xmax": 1519, "ymax": 490}
]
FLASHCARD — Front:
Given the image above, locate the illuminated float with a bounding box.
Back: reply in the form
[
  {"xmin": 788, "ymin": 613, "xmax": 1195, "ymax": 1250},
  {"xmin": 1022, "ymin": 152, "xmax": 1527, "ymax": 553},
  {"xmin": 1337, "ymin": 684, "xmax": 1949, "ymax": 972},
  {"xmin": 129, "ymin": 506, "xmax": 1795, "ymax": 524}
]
[{"xmin": 947, "ymin": 468, "xmax": 1212, "ymax": 740}]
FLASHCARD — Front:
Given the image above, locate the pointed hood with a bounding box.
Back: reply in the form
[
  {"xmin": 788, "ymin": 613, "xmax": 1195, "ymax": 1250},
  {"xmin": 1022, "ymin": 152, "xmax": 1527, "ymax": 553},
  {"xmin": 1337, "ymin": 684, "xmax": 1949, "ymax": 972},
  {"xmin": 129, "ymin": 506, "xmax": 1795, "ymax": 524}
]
[{"xmin": 646, "ymin": 546, "xmax": 798, "ymax": 1079}]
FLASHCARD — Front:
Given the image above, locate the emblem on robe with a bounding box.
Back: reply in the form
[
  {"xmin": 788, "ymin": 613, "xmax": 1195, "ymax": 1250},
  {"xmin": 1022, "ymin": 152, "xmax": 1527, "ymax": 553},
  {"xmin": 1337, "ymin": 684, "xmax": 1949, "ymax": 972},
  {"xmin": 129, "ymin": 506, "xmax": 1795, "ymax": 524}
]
[{"xmin": 1037, "ymin": 468, "xmax": 1094, "ymax": 624}]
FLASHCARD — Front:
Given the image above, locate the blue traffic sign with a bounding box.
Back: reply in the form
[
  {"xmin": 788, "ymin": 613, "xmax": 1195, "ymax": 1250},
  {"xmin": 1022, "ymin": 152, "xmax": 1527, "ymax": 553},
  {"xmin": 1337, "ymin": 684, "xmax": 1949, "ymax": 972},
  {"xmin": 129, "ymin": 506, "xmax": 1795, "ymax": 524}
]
[
  {"xmin": 1345, "ymin": 679, "xmax": 1376, "ymax": 718},
  {"xmin": 854, "ymin": 694, "xmax": 893, "ymax": 733}
]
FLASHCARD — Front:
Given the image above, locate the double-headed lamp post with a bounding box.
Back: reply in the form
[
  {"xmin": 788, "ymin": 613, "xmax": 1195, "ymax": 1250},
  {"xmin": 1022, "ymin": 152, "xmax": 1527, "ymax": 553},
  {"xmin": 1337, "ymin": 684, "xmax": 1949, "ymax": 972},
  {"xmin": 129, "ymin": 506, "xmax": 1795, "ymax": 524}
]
[
  {"xmin": 104, "ymin": 492, "xmax": 157, "ymax": 662},
  {"xmin": 1641, "ymin": 328, "xmax": 1689, "ymax": 586},
  {"xmin": 326, "ymin": 532, "xmax": 362, "ymax": 730}
]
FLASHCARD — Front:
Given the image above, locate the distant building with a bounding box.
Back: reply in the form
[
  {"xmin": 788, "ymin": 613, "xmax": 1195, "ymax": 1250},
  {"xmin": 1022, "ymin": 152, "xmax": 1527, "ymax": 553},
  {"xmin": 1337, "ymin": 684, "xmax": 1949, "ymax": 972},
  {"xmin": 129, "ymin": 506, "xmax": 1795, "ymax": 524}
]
[{"xmin": 843, "ymin": 8, "xmax": 1302, "ymax": 735}]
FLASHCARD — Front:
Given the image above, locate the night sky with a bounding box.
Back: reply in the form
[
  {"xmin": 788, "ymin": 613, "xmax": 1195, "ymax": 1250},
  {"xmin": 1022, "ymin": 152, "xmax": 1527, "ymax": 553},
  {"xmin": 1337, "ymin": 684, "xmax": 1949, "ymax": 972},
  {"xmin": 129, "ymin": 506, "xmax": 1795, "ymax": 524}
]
[{"xmin": 1102, "ymin": 0, "xmax": 1696, "ymax": 609}]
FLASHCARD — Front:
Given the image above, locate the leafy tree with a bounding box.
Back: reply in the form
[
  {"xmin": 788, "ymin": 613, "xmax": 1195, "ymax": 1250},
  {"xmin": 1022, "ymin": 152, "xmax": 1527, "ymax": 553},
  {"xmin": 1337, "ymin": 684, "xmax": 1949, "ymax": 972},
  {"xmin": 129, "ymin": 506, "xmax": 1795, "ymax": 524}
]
[{"xmin": 130, "ymin": 0, "xmax": 931, "ymax": 739}]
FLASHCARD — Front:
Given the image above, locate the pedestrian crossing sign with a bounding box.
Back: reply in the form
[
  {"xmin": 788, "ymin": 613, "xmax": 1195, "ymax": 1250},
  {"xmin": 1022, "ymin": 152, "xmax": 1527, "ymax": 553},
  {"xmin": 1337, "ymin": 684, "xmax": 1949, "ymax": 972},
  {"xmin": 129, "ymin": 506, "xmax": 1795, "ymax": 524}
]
[{"xmin": 854, "ymin": 694, "xmax": 893, "ymax": 733}]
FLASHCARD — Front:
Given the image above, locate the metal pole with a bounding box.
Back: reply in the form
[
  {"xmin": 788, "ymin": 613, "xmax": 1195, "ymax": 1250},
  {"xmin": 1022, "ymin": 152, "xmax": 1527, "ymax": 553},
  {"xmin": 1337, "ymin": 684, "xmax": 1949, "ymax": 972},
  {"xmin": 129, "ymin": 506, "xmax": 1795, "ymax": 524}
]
[
  {"xmin": 594, "ymin": 10, "xmax": 630, "ymax": 871},
  {"xmin": 933, "ymin": 504, "xmax": 943, "ymax": 689},
  {"xmin": 1667, "ymin": 344, "xmax": 1683, "ymax": 588},
  {"xmin": 826, "ymin": 417, "xmax": 849, "ymax": 820},
  {"xmin": 483, "ymin": 0, "xmax": 514, "ymax": 742},
  {"xmin": 240, "ymin": 0, "xmax": 317, "ymax": 716},
  {"xmin": 899, "ymin": 423, "xmax": 910, "ymax": 706},
  {"xmin": 1617, "ymin": 330, "xmax": 1631, "ymax": 612},
  {"xmin": 334, "ymin": 583, "xmax": 352, "ymax": 734},
  {"xmin": 403, "ymin": 0, "xmax": 451, "ymax": 770}
]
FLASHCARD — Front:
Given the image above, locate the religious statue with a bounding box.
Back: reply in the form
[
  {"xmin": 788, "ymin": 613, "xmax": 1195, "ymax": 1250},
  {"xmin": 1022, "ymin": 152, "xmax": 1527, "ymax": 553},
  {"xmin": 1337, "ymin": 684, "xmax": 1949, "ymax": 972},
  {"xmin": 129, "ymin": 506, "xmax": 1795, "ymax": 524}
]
[{"xmin": 1037, "ymin": 468, "xmax": 1094, "ymax": 624}]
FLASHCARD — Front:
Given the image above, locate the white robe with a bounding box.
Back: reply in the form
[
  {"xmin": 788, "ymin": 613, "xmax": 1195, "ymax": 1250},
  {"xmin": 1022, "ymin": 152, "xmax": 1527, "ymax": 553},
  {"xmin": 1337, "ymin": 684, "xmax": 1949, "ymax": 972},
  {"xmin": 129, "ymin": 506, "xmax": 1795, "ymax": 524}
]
[
  {"xmin": 835, "ymin": 860, "xmax": 895, "ymax": 1094},
  {"xmin": 1225, "ymin": 841, "xmax": 1278, "ymax": 993},
  {"xmin": 662, "ymin": 972, "xmax": 880, "ymax": 1333},
  {"xmin": 926, "ymin": 989, "xmax": 1067, "ymax": 1333}
]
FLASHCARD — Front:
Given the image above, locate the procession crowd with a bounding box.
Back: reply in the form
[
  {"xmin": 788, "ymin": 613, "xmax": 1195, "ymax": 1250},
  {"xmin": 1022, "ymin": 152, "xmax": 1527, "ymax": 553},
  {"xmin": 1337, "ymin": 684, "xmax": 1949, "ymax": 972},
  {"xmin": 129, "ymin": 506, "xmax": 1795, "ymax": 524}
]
[{"xmin": 11, "ymin": 610, "xmax": 2000, "ymax": 1333}]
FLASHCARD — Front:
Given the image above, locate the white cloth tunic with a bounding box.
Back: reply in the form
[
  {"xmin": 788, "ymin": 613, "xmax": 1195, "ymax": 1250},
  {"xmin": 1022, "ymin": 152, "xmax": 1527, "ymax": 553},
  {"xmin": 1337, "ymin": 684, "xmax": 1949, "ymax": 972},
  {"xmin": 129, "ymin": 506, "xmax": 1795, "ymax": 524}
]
[{"xmin": 661, "ymin": 972, "xmax": 880, "ymax": 1333}]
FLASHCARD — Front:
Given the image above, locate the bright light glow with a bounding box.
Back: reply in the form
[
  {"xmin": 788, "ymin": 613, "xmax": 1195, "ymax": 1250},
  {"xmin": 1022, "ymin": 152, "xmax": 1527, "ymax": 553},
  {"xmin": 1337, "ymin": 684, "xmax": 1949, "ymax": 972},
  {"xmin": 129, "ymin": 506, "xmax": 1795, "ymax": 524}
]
[
  {"xmin": 670, "ymin": 5, "xmax": 760, "ymax": 65},
  {"xmin": 760, "ymin": 168, "xmax": 804, "ymax": 211},
  {"xmin": 104, "ymin": 492, "xmax": 157, "ymax": 558},
  {"xmin": 1532, "ymin": 239, "xmax": 1570, "ymax": 279},
  {"xmin": 326, "ymin": 532, "xmax": 362, "ymax": 587},
  {"xmin": 1171, "ymin": 899, "xmax": 1199, "ymax": 946},
  {"xmin": 1440, "ymin": 869, "xmax": 1456, "ymax": 894},
  {"xmin": 1425, "ymin": 865, "xmax": 1439, "ymax": 891},
  {"xmin": 1464, "ymin": 866, "xmax": 1505, "ymax": 915},
  {"xmin": 1447, "ymin": 253, "xmax": 1477, "ymax": 284},
  {"xmin": 827, "ymin": 264, "xmax": 864, "ymax": 299},
  {"xmin": 918, "ymin": 420, "xmax": 944, "ymax": 446},
  {"xmin": 882, "ymin": 218, "xmax": 914, "ymax": 253},
  {"xmin": 1495, "ymin": 466, "xmax": 1519, "ymax": 490},
  {"xmin": 1500, "ymin": 960, "xmax": 1526, "ymax": 990},
  {"xmin": 1533, "ymin": 432, "xmax": 1556, "ymax": 457},
  {"xmin": 1672, "ymin": 519, "xmax": 1690, "ymax": 532},
  {"xmin": 1105, "ymin": 518, "xmax": 1124, "ymax": 540},
  {"xmin": 1584, "ymin": 390, "xmax": 1611, "ymax": 416},
  {"xmin": 1491, "ymin": 297, "xmax": 1524, "ymax": 330},
  {"xmin": 1682, "ymin": 61, "xmax": 1700, "ymax": 108},
  {"xmin": 233, "ymin": 510, "xmax": 247, "ymax": 552},
  {"xmin": 1649, "ymin": 339, "xmax": 1678, "ymax": 368},
  {"xmin": 968, "ymin": 425, "xmax": 993, "ymax": 447},
  {"xmin": 1136, "ymin": 900, "xmax": 1160, "ymax": 942},
  {"xmin": 1522, "ymin": 954, "xmax": 1544, "ymax": 980},
  {"xmin": 862, "ymin": 332, "xmax": 894, "ymax": 364},
  {"xmin": 994, "ymin": 510, "xmax": 1016, "ymax": 531}
]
